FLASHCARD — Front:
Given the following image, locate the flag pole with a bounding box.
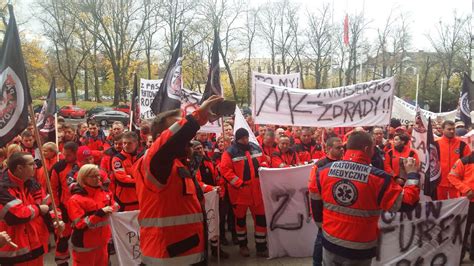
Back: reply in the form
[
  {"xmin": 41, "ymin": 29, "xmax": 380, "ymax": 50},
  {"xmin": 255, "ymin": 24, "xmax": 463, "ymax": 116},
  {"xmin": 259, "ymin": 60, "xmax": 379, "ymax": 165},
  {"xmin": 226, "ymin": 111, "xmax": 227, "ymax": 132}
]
[
  {"xmin": 415, "ymin": 74, "xmax": 420, "ymax": 106},
  {"xmin": 27, "ymin": 104, "xmax": 61, "ymax": 225},
  {"xmin": 439, "ymin": 77, "xmax": 444, "ymax": 112},
  {"xmin": 55, "ymin": 113, "xmax": 59, "ymax": 160},
  {"xmin": 129, "ymin": 110, "xmax": 133, "ymax": 131}
]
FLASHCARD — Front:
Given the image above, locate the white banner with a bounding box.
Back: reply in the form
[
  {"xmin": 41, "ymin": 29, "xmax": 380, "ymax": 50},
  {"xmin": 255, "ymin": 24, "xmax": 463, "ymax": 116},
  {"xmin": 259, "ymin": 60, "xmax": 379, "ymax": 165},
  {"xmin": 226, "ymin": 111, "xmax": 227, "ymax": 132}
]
[
  {"xmin": 253, "ymin": 78, "xmax": 395, "ymax": 127},
  {"xmin": 233, "ymin": 106, "xmax": 259, "ymax": 146},
  {"xmin": 109, "ymin": 191, "xmax": 220, "ymax": 266},
  {"xmin": 258, "ymin": 166, "xmax": 469, "ymax": 263},
  {"xmin": 259, "ymin": 165, "xmax": 318, "ymax": 259},
  {"xmin": 140, "ymin": 78, "xmax": 162, "ymax": 120},
  {"xmin": 373, "ymin": 198, "xmax": 469, "ymax": 265},
  {"xmin": 392, "ymin": 96, "xmax": 457, "ymax": 124},
  {"xmin": 109, "ymin": 210, "xmax": 141, "ymax": 266},
  {"xmin": 252, "ymin": 72, "xmax": 301, "ymax": 88}
]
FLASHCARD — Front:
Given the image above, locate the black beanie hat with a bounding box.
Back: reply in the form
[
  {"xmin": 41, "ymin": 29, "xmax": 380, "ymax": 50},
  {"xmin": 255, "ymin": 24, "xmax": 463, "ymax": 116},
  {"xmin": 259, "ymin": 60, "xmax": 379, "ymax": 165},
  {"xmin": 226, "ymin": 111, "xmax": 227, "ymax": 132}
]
[
  {"xmin": 390, "ymin": 118, "xmax": 402, "ymax": 128},
  {"xmin": 235, "ymin": 128, "xmax": 249, "ymax": 141}
]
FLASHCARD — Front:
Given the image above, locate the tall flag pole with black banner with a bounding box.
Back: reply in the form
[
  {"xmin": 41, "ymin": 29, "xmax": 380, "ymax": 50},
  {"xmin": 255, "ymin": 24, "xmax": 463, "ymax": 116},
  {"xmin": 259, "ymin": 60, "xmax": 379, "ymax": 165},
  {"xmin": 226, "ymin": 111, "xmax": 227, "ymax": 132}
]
[
  {"xmin": 37, "ymin": 77, "xmax": 57, "ymax": 142},
  {"xmin": 424, "ymin": 117, "xmax": 441, "ymax": 200},
  {"xmin": 200, "ymin": 29, "xmax": 222, "ymax": 103},
  {"xmin": 0, "ymin": 5, "xmax": 31, "ymax": 146},
  {"xmin": 150, "ymin": 32, "xmax": 183, "ymax": 114},
  {"xmin": 455, "ymin": 73, "xmax": 473, "ymax": 127},
  {"xmin": 0, "ymin": 5, "xmax": 61, "ymax": 222},
  {"xmin": 130, "ymin": 72, "xmax": 140, "ymax": 131}
]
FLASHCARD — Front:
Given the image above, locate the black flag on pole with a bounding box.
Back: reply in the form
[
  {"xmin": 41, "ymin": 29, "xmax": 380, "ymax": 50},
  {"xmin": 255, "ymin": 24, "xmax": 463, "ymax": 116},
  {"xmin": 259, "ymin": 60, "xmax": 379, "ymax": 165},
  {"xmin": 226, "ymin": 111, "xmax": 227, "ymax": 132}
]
[
  {"xmin": 455, "ymin": 73, "xmax": 473, "ymax": 127},
  {"xmin": 37, "ymin": 78, "xmax": 57, "ymax": 141},
  {"xmin": 130, "ymin": 72, "xmax": 140, "ymax": 131},
  {"xmin": 0, "ymin": 5, "xmax": 32, "ymax": 146},
  {"xmin": 424, "ymin": 117, "xmax": 441, "ymax": 200},
  {"xmin": 200, "ymin": 29, "xmax": 222, "ymax": 104},
  {"xmin": 150, "ymin": 32, "xmax": 183, "ymax": 114}
]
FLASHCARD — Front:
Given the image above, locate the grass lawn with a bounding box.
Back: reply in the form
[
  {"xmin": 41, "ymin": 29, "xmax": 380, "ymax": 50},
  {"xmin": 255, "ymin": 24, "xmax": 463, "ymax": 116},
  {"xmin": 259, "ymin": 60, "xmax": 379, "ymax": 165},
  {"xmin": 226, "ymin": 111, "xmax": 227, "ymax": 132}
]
[{"xmin": 32, "ymin": 99, "xmax": 115, "ymax": 110}]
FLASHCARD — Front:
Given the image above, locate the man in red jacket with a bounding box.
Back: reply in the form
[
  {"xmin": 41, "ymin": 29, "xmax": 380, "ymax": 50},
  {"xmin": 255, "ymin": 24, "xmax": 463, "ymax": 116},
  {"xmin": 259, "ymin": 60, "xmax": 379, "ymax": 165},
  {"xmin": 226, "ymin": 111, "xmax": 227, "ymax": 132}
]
[
  {"xmin": 270, "ymin": 135, "xmax": 301, "ymax": 168},
  {"xmin": 111, "ymin": 131, "xmax": 140, "ymax": 211},
  {"xmin": 220, "ymin": 128, "xmax": 268, "ymax": 258},
  {"xmin": 296, "ymin": 127, "xmax": 325, "ymax": 163},
  {"xmin": 436, "ymin": 120, "xmax": 471, "ymax": 199},
  {"xmin": 313, "ymin": 132, "xmax": 420, "ymax": 264},
  {"xmin": 0, "ymin": 152, "xmax": 53, "ymax": 265}
]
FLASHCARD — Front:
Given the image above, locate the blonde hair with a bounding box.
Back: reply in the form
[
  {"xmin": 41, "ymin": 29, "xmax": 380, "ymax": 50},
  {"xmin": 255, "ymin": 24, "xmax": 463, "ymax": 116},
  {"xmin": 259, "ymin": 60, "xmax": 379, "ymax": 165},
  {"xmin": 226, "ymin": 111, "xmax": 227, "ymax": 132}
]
[
  {"xmin": 76, "ymin": 164, "xmax": 99, "ymax": 186},
  {"xmin": 43, "ymin": 142, "xmax": 58, "ymax": 154}
]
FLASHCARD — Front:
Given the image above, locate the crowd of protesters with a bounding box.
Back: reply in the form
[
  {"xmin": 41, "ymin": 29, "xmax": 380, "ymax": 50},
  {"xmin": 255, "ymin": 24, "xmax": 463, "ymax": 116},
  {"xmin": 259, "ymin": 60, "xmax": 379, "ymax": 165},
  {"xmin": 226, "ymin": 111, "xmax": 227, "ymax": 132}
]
[{"xmin": 1, "ymin": 95, "xmax": 474, "ymax": 265}]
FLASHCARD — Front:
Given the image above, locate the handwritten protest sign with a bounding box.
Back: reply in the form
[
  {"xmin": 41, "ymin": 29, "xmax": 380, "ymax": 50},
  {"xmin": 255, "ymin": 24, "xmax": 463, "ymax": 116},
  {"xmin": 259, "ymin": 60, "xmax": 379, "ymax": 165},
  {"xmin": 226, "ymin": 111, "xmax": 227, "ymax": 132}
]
[
  {"xmin": 253, "ymin": 78, "xmax": 395, "ymax": 127},
  {"xmin": 392, "ymin": 96, "xmax": 457, "ymax": 124},
  {"xmin": 109, "ymin": 190, "xmax": 219, "ymax": 266},
  {"xmin": 140, "ymin": 78, "xmax": 162, "ymax": 119}
]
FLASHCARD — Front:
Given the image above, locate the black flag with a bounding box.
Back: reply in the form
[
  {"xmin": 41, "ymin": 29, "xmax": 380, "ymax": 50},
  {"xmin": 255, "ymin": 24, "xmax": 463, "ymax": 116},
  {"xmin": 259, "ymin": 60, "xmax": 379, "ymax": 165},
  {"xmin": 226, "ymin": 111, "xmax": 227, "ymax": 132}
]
[
  {"xmin": 455, "ymin": 73, "xmax": 473, "ymax": 127},
  {"xmin": 0, "ymin": 5, "xmax": 31, "ymax": 146},
  {"xmin": 200, "ymin": 29, "xmax": 222, "ymax": 104},
  {"xmin": 151, "ymin": 32, "xmax": 183, "ymax": 114},
  {"xmin": 37, "ymin": 78, "xmax": 57, "ymax": 141},
  {"xmin": 424, "ymin": 118, "xmax": 441, "ymax": 199},
  {"xmin": 130, "ymin": 73, "xmax": 140, "ymax": 131}
]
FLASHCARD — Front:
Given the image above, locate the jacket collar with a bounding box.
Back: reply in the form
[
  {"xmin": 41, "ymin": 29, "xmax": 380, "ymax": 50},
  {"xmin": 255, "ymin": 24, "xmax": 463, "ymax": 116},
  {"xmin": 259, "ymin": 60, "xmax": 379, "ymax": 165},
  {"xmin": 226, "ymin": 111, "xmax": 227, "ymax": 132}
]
[{"xmin": 343, "ymin": 149, "xmax": 371, "ymax": 164}]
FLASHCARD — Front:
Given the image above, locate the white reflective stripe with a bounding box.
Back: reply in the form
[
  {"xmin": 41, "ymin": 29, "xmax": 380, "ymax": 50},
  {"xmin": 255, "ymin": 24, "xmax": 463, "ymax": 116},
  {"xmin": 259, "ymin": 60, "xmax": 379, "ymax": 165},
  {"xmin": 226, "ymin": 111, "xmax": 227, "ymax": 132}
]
[
  {"xmin": 309, "ymin": 192, "xmax": 322, "ymax": 200},
  {"xmin": 139, "ymin": 213, "xmax": 203, "ymax": 228},
  {"xmin": 251, "ymin": 152, "xmax": 262, "ymax": 158},
  {"xmin": 145, "ymin": 167, "xmax": 165, "ymax": 189},
  {"xmin": 255, "ymin": 238, "xmax": 266, "ymax": 243},
  {"xmin": 169, "ymin": 122, "xmax": 183, "ymax": 135},
  {"xmin": 322, "ymin": 230, "xmax": 378, "ymax": 250},
  {"xmin": 236, "ymin": 230, "xmax": 246, "ymax": 234},
  {"xmin": 405, "ymin": 179, "xmax": 419, "ymax": 186},
  {"xmin": 230, "ymin": 176, "xmax": 240, "ymax": 185},
  {"xmin": 85, "ymin": 216, "xmax": 92, "ymax": 227},
  {"xmin": 27, "ymin": 205, "xmax": 36, "ymax": 220},
  {"xmin": 141, "ymin": 252, "xmax": 204, "ymax": 265},
  {"xmin": 323, "ymin": 202, "xmax": 381, "ymax": 218},
  {"xmin": 232, "ymin": 156, "xmax": 247, "ymax": 162},
  {"xmin": 71, "ymin": 244, "xmax": 98, "ymax": 252},
  {"xmin": 237, "ymin": 236, "xmax": 247, "ymax": 241},
  {"xmin": 389, "ymin": 191, "xmax": 404, "ymax": 212},
  {"xmin": 0, "ymin": 247, "xmax": 30, "ymax": 257},
  {"xmin": 255, "ymin": 232, "xmax": 266, "ymax": 237},
  {"xmin": 0, "ymin": 199, "xmax": 22, "ymax": 219},
  {"xmin": 56, "ymin": 258, "xmax": 69, "ymax": 264}
]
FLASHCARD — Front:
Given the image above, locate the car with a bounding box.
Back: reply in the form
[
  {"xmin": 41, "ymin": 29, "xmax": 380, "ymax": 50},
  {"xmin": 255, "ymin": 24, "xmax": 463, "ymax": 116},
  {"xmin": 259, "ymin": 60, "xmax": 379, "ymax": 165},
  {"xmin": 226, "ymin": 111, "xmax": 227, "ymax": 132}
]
[
  {"xmin": 58, "ymin": 105, "xmax": 86, "ymax": 119},
  {"xmin": 34, "ymin": 104, "xmax": 60, "ymax": 114},
  {"xmin": 90, "ymin": 110, "xmax": 130, "ymax": 127},
  {"xmin": 114, "ymin": 103, "xmax": 131, "ymax": 114},
  {"xmin": 87, "ymin": 106, "xmax": 113, "ymax": 117}
]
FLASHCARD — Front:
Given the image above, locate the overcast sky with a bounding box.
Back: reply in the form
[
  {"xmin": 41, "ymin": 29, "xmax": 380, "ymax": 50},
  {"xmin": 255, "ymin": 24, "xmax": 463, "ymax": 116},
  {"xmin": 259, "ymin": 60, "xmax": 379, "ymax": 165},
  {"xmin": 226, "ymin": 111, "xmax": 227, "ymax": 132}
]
[{"xmin": 15, "ymin": 0, "xmax": 473, "ymax": 52}]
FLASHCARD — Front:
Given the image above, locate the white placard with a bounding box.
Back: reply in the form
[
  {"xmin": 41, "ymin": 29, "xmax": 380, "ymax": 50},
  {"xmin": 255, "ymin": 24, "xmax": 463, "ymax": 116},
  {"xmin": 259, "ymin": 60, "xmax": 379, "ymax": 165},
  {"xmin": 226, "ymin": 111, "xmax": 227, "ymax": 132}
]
[
  {"xmin": 109, "ymin": 190, "xmax": 220, "ymax": 266},
  {"xmin": 233, "ymin": 105, "xmax": 259, "ymax": 146},
  {"xmin": 140, "ymin": 78, "xmax": 162, "ymax": 119},
  {"xmin": 259, "ymin": 164, "xmax": 318, "ymax": 259},
  {"xmin": 392, "ymin": 96, "xmax": 457, "ymax": 124},
  {"xmin": 253, "ymin": 78, "xmax": 395, "ymax": 127}
]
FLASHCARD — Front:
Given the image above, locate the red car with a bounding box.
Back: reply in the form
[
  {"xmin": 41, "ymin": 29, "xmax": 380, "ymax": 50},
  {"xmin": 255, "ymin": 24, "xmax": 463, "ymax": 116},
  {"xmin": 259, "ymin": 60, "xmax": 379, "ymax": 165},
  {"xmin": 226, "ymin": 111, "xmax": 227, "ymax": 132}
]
[
  {"xmin": 114, "ymin": 103, "xmax": 131, "ymax": 114},
  {"xmin": 59, "ymin": 105, "xmax": 86, "ymax": 119}
]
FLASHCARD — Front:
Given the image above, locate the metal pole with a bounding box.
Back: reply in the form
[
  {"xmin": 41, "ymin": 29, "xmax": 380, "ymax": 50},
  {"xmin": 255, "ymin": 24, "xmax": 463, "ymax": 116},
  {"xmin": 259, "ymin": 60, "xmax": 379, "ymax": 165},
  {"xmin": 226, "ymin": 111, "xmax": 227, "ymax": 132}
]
[
  {"xmin": 55, "ymin": 113, "xmax": 60, "ymax": 160},
  {"xmin": 439, "ymin": 77, "xmax": 444, "ymax": 112},
  {"xmin": 415, "ymin": 74, "xmax": 419, "ymax": 106}
]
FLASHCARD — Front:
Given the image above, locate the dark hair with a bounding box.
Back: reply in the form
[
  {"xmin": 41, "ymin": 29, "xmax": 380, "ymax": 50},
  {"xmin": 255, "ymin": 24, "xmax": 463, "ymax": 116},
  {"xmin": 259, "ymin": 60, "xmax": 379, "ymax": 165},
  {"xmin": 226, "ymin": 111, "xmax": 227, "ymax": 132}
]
[
  {"xmin": 151, "ymin": 109, "xmax": 182, "ymax": 139},
  {"xmin": 113, "ymin": 133, "xmax": 124, "ymax": 142},
  {"xmin": 264, "ymin": 129, "xmax": 275, "ymax": 138},
  {"xmin": 62, "ymin": 123, "xmax": 74, "ymax": 131},
  {"xmin": 88, "ymin": 120, "xmax": 98, "ymax": 127},
  {"xmin": 390, "ymin": 118, "xmax": 402, "ymax": 128},
  {"xmin": 442, "ymin": 120, "xmax": 455, "ymax": 129},
  {"xmin": 64, "ymin": 141, "xmax": 79, "ymax": 152},
  {"xmin": 346, "ymin": 132, "xmax": 373, "ymax": 151},
  {"xmin": 326, "ymin": 137, "xmax": 342, "ymax": 148},
  {"xmin": 371, "ymin": 126, "xmax": 384, "ymax": 132},
  {"xmin": 7, "ymin": 152, "xmax": 30, "ymax": 172},
  {"xmin": 21, "ymin": 130, "xmax": 33, "ymax": 138},
  {"xmin": 122, "ymin": 131, "xmax": 139, "ymax": 142},
  {"xmin": 394, "ymin": 133, "xmax": 410, "ymax": 144}
]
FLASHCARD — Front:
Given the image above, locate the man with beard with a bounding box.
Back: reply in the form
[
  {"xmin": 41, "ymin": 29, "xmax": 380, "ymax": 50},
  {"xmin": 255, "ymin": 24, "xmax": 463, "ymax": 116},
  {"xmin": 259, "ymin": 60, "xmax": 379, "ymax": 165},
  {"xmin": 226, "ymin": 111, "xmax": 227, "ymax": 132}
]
[
  {"xmin": 270, "ymin": 135, "xmax": 301, "ymax": 168},
  {"xmin": 384, "ymin": 133, "xmax": 419, "ymax": 179},
  {"xmin": 295, "ymin": 128, "xmax": 325, "ymax": 163}
]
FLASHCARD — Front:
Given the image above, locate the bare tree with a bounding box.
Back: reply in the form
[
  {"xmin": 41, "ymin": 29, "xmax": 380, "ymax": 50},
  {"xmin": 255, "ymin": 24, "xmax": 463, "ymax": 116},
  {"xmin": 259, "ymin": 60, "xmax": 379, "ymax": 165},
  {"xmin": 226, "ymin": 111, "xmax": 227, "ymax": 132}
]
[
  {"xmin": 141, "ymin": 1, "xmax": 162, "ymax": 79},
  {"xmin": 428, "ymin": 13, "xmax": 468, "ymax": 89},
  {"xmin": 306, "ymin": 4, "xmax": 333, "ymax": 89},
  {"xmin": 372, "ymin": 9, "xmax": 395, "ymax": 79},
  {"xmin": 275, "ymin": 0, "xmax": 297, "ymax": 74},
  {"xmin": 39, "ymin": 0, "xmax": 89, "ymax": 105},
  {"xmin": 243, "ymin": 6, "xmax": 259, "ymax": 103},
  {"xmin": 390, "ymin": 13, "xmax": 411, "ymax": 96},
  {"xmin": 258, "ymin": 1, "xmax": 278, "ymax": 74},
  {"xmin": 346, "ymin": 14, "xmax": 368, "ymax": 85}
]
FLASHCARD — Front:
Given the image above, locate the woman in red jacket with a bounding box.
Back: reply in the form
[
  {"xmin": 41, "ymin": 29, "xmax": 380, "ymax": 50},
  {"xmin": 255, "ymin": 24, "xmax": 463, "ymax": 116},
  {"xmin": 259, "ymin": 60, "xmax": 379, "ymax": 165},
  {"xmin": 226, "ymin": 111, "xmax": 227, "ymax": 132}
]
[{"xmin": 67, "ymin": 164, "xmax": 118, "ymax": 266}]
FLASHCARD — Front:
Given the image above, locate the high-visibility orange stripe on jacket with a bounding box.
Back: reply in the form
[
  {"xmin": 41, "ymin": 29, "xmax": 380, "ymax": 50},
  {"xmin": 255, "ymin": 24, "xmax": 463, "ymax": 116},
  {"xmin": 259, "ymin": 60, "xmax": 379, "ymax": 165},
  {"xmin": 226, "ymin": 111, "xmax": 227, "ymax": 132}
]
[
  {"xmin": 134, "ymin": 111, "xmax": 208, "ymax": 265},
  {"xmin": 313, "ymin": 150, "xmax": 420, "ymax": 260}
]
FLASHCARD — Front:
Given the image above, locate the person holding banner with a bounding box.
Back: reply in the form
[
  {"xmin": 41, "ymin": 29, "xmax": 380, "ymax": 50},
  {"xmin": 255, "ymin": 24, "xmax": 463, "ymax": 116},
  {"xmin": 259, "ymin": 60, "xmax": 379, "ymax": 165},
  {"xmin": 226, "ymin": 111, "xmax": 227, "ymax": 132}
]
[
  {"xmin": 448, "ymin": 152, "xmax": 474, "ymax": 260},
  {"xmin": 313, "ymin": 132, "xmax": 420, "ymax": 265},
  {"xmin": 133, "ymin": 95, "xmax": 223, "ymax": 266},
  {"xmin": 220, "ymin": 128, "xmax": 269, "ymax": 258}
]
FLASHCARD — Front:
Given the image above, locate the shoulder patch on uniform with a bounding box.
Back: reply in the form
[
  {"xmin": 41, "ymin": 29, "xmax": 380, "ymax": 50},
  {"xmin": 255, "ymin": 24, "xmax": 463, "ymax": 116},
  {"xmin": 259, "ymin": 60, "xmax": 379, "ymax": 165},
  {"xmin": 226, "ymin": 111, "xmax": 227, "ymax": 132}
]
[
  {"xmin": 455, "ymin": 148, "xmax": 461, "ymax": 154},
  {"xmin": 114, "ymin": 160, "xmax": 122, "ymax": 169},
  {"xmin": 328, "ymin": 161, "xmax": 370, "ymax": 183}
]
